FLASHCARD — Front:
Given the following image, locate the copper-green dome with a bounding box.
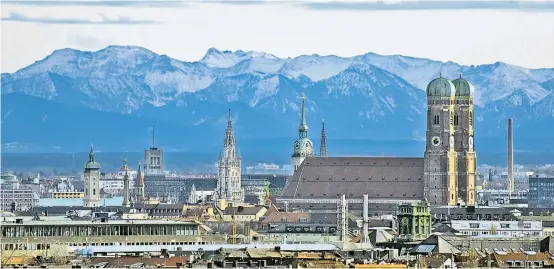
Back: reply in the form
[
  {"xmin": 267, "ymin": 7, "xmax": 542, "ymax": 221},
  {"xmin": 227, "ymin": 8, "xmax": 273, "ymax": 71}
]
[
  {"xmin": 426, "ymin": 74, "xmax": 456, "ymax": 97},
  {"xmin": 85, "ymin": 146, "xmax": 101, "ymax": 170},
  {"xmin": 452, "ymin": 75, "xmax": 475, "ymax": 97}
]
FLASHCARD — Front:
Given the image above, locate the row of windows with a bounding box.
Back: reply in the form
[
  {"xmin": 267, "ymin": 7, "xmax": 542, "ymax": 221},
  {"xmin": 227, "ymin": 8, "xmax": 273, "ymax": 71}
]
[{"xmin": 431, "ymin": 113, "xmax": 473, "ymax": 126}]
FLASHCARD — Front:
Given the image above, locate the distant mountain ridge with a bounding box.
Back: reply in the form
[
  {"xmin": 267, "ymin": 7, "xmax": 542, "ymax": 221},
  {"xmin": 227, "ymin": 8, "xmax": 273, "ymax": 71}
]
[{"xmin": 2, "ymin": 46, "xmax": 554, "ymax": 158}]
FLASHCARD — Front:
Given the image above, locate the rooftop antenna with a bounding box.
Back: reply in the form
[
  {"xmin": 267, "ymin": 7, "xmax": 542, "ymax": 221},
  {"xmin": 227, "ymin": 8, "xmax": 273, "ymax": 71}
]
[{"xmin": 152, "ymin": 126, "xmax": 155, "ymax": 148}]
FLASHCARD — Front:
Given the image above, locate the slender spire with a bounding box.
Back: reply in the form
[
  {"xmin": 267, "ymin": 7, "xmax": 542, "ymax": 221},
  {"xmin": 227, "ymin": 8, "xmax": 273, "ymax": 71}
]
[
  {"xmin": 152, "ymin": 126, "xmax": 155, "ymax": 148},
  {"xmin": 228, "ymin": 109, "xmax": 232, "ymax": 128},
  {"xmin": 224, "ymin": 109, "xmax": 236, "ymax": 149},
  {"xmin": 301, "ymin": 95, "xmax": 307, "ymax": 126},
  {"xmin": 122, "ymin": 158, "xmax": 131, "ymax": 207},
  {"xmin": 136, "ymin": 161, "xmax": 144, "ymax": 188},
  {"xmin": 320, "ymin": 119, "xmax": 328, "ymax": 157},
  {"xmin": 298, "ymin": 95, "xmax": 309, "ymax": 139}
]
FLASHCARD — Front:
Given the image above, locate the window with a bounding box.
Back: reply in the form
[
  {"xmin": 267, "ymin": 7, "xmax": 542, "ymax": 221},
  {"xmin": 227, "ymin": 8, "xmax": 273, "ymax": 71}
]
[
  {"xmin": 470, "ymin": 223, "xmax": 480, "ymax": 228},
  {"xmin": 500, "ymin": 224, "xmax": 510, "ymax": 228},
  {"xmin": 433, "ymin": 115, "xmax": 440, "ymax": 125},
  {"xmin": 523, "ymin": 223, "xmax": 532, "ymax": 229},
  {"xmin": 454, "ymin": 114, "xmax": 459, "ymax": 126},
  {"xmin": 300, "ymin": 218, "xmax": 308, "ymax": 223}
]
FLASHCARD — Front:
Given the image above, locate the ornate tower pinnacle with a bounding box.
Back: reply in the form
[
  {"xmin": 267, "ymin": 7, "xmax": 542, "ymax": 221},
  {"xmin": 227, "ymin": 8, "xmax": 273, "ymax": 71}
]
[
  {"xmin": 320, "ymin": 119, "xmax": 328, "ymax": 157},
  {"xmin": 299, "ymin": 95, "xmax": 308, "ymax": 139},
  {"xmin": 224, "ymin": 109, "xmax": 236, "ymax": 151}
]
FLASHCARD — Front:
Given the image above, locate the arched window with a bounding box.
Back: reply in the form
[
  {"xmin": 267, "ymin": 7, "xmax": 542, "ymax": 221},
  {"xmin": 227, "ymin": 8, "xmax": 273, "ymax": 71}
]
[
  {"xmin": 433, "ymin": 115, "xmax": 440, "ymax": 125},
  {"xmin": 93, "ymin": 189, "xmax": 96, "ymax": 195},
  {"xmin": 454, "ymin": 114, "xmax": 459, "ymax": 126}
]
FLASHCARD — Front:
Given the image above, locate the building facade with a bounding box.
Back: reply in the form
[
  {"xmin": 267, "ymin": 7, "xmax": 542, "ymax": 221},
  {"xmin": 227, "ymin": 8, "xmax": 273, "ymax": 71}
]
[
  {"xmin": 450, "ymin": 220, "xmax": 542, "ymax": 237},
  {"xmin": 83, "ymin": 147, "xmax": 102, "ymax": 208},
  {"xmin": 292, "ymin": 96, "xmax": 314, "ymax": 172},
  {"xmin": 0, "ymin": 189, "xmax": 35, "ymax": 211},
  {"xmin": 529, "ymin": 175, "xmax": 554, "ymax": 208},
  {"xmin": 424, "ymin": 74, "xmax": 476, "ymax": 206},
  {"xmin": 215, "ymin": 109, "xmax": 244, "ymax": 204},
  {"xmin": 397, "ymin": 201, "xmax": 432, "ymax": 241}
]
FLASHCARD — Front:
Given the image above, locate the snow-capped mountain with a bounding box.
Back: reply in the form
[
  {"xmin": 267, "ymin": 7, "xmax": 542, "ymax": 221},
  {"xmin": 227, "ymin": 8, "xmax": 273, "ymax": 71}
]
[{"xmin": 2, "ymin": 46, "xmax": 553, "ymax": 154}]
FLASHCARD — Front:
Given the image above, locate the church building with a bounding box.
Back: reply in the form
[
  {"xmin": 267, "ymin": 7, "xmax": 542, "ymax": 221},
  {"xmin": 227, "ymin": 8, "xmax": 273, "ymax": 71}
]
[
  {"xmin": 280, "ymin": 74, "xmax": 477, "ymax": 208},
  {"xmin": 83, "ymin": 146, "xmax": 101, "ymax": 208},
  {"xmin": 291, "ymin": 96, "xmax": 314, "ymax": 172},
  {"xmin": 215, "ymin": 109, "xmax": 245, "ymax": 205}
]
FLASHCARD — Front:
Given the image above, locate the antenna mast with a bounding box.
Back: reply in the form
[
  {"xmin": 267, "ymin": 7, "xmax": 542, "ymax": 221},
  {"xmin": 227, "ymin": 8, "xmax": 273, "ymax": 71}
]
[{"xmin": 152, "ymin": 126, "xmax": 155, "ymax": 148}]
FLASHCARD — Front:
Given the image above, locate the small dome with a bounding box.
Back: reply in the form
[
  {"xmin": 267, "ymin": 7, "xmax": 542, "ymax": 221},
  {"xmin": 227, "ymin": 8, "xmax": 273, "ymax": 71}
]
[
  {"xmin": 426, "ymin": 74, "xmax": 456, "ymax": 97},
  {"xmin": 452, "ymin": 75, "xmax": 475, "ymax": 96},
  {"xmin": 85, "ymin": 146, "xmax": 101, "ymax": 170}
]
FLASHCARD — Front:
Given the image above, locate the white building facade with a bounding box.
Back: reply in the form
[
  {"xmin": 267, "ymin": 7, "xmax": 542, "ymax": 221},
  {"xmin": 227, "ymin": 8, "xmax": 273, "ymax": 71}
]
[{"xmin": 450, "ymin": 220, "xmax": 542, "ymax": 237}]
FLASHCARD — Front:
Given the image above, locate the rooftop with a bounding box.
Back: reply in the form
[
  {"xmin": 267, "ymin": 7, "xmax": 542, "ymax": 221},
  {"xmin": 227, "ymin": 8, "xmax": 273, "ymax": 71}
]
[
  {"xmin": 281, "ymin": 157, "xmax": 424, "ymax": 199},
  {"xmin": 1, "ymin": 218, "xmax": 196, "ymax": 226}
]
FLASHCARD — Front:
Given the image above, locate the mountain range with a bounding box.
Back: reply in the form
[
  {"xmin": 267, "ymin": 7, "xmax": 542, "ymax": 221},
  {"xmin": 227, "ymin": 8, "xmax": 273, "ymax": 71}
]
[{"xmin": 2, "ymin": 46, "xmax": 554, "ymax": 164}]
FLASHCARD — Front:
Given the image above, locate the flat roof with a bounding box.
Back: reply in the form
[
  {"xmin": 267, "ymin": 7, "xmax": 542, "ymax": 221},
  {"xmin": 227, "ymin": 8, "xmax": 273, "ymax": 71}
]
[{"xmin": 1, "ymin": 219, "xmax": 197, "ymax": 226}]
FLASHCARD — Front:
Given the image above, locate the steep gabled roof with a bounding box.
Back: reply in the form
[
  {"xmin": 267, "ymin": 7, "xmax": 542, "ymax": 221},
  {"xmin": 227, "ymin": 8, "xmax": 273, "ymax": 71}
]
[{"xmin": 281, "ymin": 156, "xmax": 424, "ymax": 199}]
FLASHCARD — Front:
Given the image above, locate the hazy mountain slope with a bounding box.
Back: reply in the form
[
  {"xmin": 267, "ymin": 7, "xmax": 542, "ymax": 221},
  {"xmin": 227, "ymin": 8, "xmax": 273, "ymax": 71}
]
[{"xmin": 2, "ymin": 46, "xmax": 554, "ymax": 155}]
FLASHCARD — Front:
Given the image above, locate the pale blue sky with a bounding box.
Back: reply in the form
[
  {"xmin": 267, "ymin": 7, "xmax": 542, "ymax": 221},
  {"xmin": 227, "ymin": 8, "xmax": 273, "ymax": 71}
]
[{"xmin": 2, "ymin": 0, "xmax": 554, "ymax": 72}]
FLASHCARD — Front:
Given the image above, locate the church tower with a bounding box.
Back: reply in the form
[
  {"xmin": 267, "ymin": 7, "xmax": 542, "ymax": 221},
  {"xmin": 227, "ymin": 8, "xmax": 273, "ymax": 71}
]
[
  {"xmin": 84, "ymin": 146, "xmax": 101, "ymax": 208},
  {"xmin": 134, "ymin": 162, "xmax": 145, "ymax": 202},
  {"xmin": 423, "ymin": 74, "xmax": 458, "ymax": 205},
  {"xmin": 292, "ymin": 96, "xmax": 314, "ymax": 172},
  {"xmin": 320, "ymin": 120, "xmax": 328, "ymax": 157},
  {"xmin": 216, "ymin": 109, "xmax": 244, "ymax": 204},
  {"xmin": 452, "ymin": 74, "xmax": 476, "ymax": 205},
  {"xmin": 122, "ymin": 159, "xmax": 131, "ymax": 207}
]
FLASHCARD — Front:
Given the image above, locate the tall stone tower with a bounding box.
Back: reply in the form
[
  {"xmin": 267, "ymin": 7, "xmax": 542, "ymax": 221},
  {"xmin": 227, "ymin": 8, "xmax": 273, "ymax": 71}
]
[
  {"xmin": 423, "ymin": 74, "xmax": 458, "ymax": 205},
  {"xmin": 144, "ymin": 127, "xmax": 164, "ymax": 175},
  {"xmin": 320, "ymin": 120, "xmax": 328, "ymax": 157},
  {"xmin": 216, "ymin": 109, "xmax": 244, "ymax": 204},
  {"xmin": 292, "ymin": 96, "xmax": 314, "ymax": 172},
  {"xmin": 452, "ymin": 74, "xmax": 477, "ymax": 205},
  {"xmin": 84, "ymin": 146, "xmax": 101, "ymax": 208},
  {"xmin": 122, "ymin": 159, "xmax": 131, "ymax": 207}
]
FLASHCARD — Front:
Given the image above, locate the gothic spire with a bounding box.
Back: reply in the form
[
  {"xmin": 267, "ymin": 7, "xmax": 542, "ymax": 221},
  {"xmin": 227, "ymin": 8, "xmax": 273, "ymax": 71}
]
[
  {"xmin": 135, "ymin": 161, "xmax": 144, "ymax": 188},
  {"xmin": 320, "ymin": 119, "xmax": 328, "ymax": 157},
  {"xmin": 299, "ymin": 95, "xmax": 309, "ymax": 139},
  {"xmin": 224, "ymin": 109, "xmax": 236, "ymax": 147}
]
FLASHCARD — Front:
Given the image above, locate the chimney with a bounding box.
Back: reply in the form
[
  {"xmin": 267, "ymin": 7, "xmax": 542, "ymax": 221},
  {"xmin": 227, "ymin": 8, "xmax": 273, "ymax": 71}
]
[{"xmin": 508, "ymin": 118, "xmax": 514, "ymax": 196}]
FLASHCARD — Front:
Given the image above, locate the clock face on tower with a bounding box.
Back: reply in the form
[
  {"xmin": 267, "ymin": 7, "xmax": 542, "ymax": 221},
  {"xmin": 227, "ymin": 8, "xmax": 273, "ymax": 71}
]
[
  {"xmin": 294, "ymin": 141, "xmax": 300, "ymax": 149},
  {"xmin": 432, "ymin": 136, "xmax": 441, "ymax": 147}
]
